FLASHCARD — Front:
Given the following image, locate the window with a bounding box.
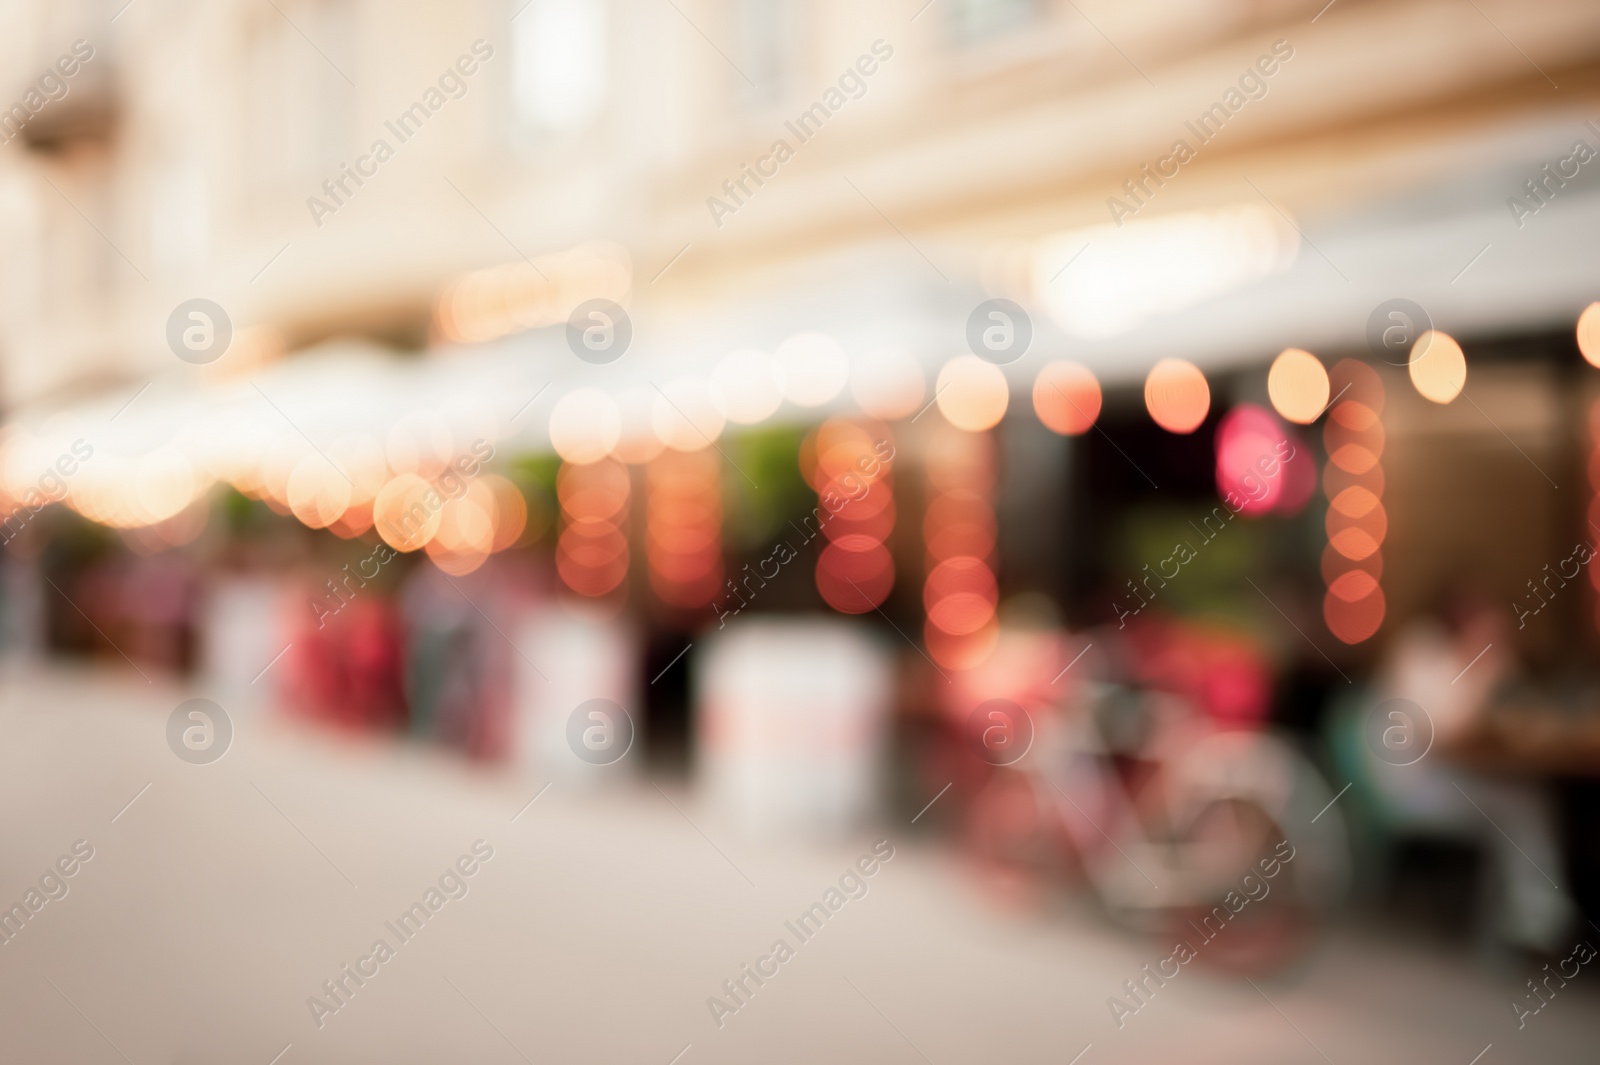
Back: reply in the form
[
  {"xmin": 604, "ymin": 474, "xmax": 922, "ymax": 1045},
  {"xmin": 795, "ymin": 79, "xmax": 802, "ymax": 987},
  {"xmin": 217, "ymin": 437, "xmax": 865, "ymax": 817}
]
[
  {"xmin": 307, "ymin": 0, "xmax": 358, "ymax": 172},
  {"xmin": 510, "ymin": 0, "xmax": 608, "ymax": 135},
  {"xmin": 43, "ymin": 166, "xmax": 114, "ymax": 316},
  {"xmin": 243, "ymin": 0, "xmax": 356, "ymax": 191},
  {"xmin": 150, "ymin": 153, "xmax": 210, "ymax": 271},
  {"xmin": 947, "ymin": 0, "xmax": 1036, "ymax": 44},
  {"xmin": 732, "ymin": 0, "xmax": 798, "ymax": 113},
  {"xmin": 244, "ymin": 11, "xmax": 296, "ymax": 191}
]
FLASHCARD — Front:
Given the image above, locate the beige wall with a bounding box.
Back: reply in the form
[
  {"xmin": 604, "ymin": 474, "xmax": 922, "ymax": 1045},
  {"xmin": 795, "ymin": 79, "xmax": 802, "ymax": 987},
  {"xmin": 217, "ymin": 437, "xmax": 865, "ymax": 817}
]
[{"xmin": 0, "ymin": 0, "xmax": 1597, "ymax": 407}]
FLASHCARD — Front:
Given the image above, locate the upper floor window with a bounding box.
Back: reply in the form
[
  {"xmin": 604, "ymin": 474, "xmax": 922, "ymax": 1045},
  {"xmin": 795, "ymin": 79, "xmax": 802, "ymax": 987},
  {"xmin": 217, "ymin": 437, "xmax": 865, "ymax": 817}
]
[
  {"xmin": 244, "ymin": 0, "xmax": 356, "ymax": 192},
  {"xmin": 946, "ymin": 0, "xmax": 1036, "ymax": 44},
  {"xmin": 732, "ymin": 0, "xmax": 800, "ymax": 114},
  {"xmin": 150, "ymin": 152, "xmax": 210, "ymax": 271},
  {"xmin": 510, "ymin": 0, "xmax": 608, "ymax": 135}
]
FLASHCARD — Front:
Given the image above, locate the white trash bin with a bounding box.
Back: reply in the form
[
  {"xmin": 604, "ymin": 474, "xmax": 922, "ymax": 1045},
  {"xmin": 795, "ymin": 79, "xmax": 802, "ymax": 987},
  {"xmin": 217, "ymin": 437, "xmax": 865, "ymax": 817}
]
[
  {"xmin": 513, "ymin": 602, "xmax": 640, "ymax": 784},
  {"xmin": 696, "ymin": 618, "xmax": 892, "ymax": 840}
]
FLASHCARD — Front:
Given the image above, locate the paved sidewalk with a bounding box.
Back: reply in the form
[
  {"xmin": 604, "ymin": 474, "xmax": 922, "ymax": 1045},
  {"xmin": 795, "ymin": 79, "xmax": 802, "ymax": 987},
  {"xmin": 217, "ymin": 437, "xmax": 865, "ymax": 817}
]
[{"xmin": 0, "ymin": 666, "xmax": 1594, "ymax": 1064}]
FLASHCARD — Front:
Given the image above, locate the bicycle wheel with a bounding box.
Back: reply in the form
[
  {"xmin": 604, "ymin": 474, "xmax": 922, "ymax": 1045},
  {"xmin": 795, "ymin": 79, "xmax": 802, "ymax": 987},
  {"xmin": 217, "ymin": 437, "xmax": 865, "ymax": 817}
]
[{"xmin": 1162, "ymin": 797, "xmax": 1317, "ymax": 975}]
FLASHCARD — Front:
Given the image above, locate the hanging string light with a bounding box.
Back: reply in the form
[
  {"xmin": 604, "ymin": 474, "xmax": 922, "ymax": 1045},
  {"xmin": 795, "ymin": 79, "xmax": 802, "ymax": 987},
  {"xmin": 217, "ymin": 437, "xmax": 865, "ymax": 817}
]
[
  {"xmin": 647, "ymin": 447, "xmax": 722, "ymax": 611},
  {"xmin": 1321, "ymin": 359, "xmax": 1386, "ymax": 644},
  {"xmin": 922, "ymin": 423, "xmax": 999, "ymax": 671},
  {"xmin": 556, "ymin": 459, "xmax": 631, "ymax": 599},
  {"xmin": 809, "ymin": 418, "xmax": 895, "ymax": 614}
]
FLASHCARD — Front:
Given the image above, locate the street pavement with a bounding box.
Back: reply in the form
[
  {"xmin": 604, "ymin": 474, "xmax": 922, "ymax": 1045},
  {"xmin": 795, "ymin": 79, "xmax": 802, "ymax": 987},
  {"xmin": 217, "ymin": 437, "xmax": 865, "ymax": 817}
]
[{"xmin": 0, "ymin": 664, "xmax": 1594, "ymax": 1064}]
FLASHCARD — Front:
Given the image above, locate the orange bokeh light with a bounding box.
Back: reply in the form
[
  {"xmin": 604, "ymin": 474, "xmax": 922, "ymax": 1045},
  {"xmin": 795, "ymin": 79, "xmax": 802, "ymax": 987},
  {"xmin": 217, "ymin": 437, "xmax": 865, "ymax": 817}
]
[
  {"xmin": 425, "ymin": 537, "xmax": 490, "ymax": 577},
  {"xmin": 1330, "ymin": 527, "xmax": 1381, "ymax": 561},
  {"xmin": 925, "ymin": 615, "xmax": 1000, "ymax": 671},
  {"xmin": 1579, "ymin": 302, "xmax": 1600, "ymax": 369},
  {"xmin": 1321, "ymin": 543, "xmax": 1383, "ymax": 586},
  {"xmin": 1328, "ymin": 569, "xmax": 1380, "ymax": 603},
  {"xmin": 558, "ymin": 458, "xmax": 629, "ymax": 520},
  {"xmin": 936, "ymin": 356, "xmax": 1010, "ymax": 432},
  {"xmin": 1032, "ymin": 361, "xmax": 1101, "ymax": 436},
  {"xmin": 1324, "ymin": 586, "xmax": 1386, "ymax": 644},
  {"xmin": 373, "ymin": 473, "xmax": 440, "ymax": 552},
  {"xmin": 1268, "ymin": 348, "xmax": 1330, "ymax": 425},
  {"xmin": 923, "ymin": 556, "xmax": 998, "ymax": 614},
  {"xmin": 816, "ymin": 541, "xmax": 894, "ymax": 614},
  {"xmin": 1327, "ymin": 500, "xmax": 1388, "ymax": 548},
  {"xmin": 482, "ymin": 475, "xmax": 528, "ymax": 552},
  {"xmin": 1409, "ymin": 330, "xmax": 1466, "ymax": 404},
  {"xmin": 1329, "ymin": 399, "xmax": 1380, "ymax": 433},
  {"xmin": 1144, "ymin": 358, "xmax": 1210, "ymax": 434},
  {"xmin": 330, "ymin": 501, "xmax": 374, "ymax": 539},
  {"xmin": 1330, "ymin": 485, "xmax": 1381, "ymax": 518},
  {"xmin": 924, "ymin": 491, "xmax": 997, "ymax": 562},
  {"xmin": 1329, "ymin": 443, "xmax": 1379, "ymax": 475}
]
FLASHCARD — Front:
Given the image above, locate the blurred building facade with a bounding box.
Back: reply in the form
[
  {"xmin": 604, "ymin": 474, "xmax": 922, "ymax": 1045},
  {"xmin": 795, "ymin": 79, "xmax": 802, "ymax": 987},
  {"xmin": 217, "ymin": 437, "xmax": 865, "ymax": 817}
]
[
  {"xmin": 0, "ymin": 0, "xmax": 1599, "ymax": 679},
  {"xmin": 2, "ymin": 0, "xmax": 1600, "ymax": 954},
  {"xmin": 1, "ymin": 0, "xmax": 1597, "ymax": 407}
]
